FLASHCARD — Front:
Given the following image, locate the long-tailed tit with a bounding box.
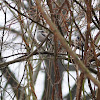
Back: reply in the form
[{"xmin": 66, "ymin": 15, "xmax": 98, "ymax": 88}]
[{"xmin": 36, "ymin": 30, "xmax": 48, "ymax": 42}]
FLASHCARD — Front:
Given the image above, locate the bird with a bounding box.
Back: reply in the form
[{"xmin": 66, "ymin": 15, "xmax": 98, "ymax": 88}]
[{"xmin": 36, "ymin": 30, "xmax": 48, "ymax": 42}]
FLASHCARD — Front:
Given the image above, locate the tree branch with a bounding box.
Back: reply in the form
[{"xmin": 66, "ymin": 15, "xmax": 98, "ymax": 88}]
[{"xmin": 35, "ymin": 0, "xmax": 100, "ymax": 89}]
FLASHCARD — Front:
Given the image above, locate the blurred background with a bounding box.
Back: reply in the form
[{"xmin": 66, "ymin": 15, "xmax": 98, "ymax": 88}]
[{"xmin": 0, "ymin": 0, "xmax": 100, "ymax": 100}]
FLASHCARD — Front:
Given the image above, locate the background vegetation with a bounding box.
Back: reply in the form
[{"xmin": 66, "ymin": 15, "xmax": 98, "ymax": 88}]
[{"xmin": 0, "ymin": 0, "xmax": 100, "ymax": 100}]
